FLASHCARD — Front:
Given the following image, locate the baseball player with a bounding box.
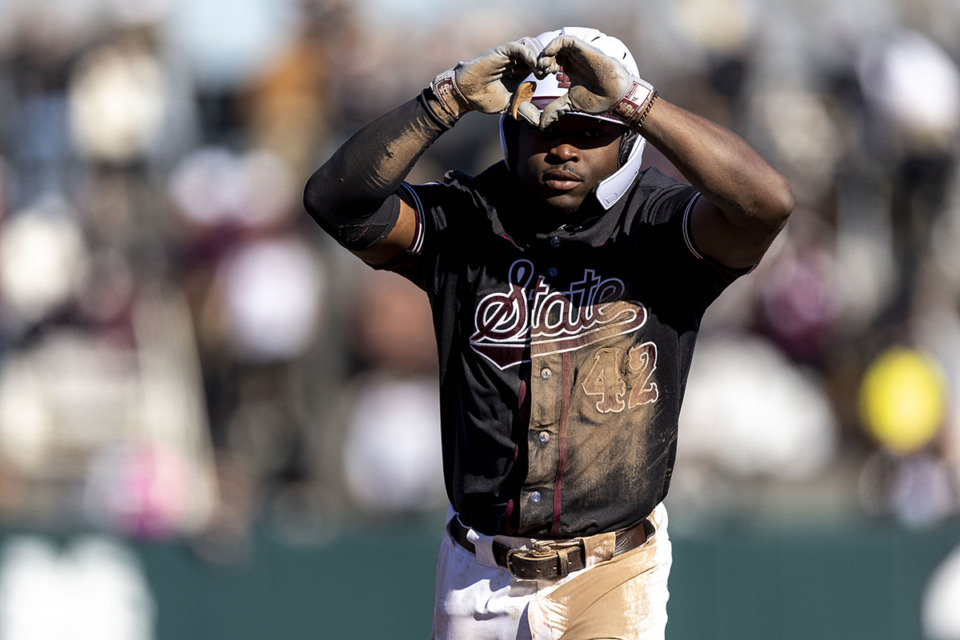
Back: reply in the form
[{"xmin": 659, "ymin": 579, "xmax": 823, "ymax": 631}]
[{"xmin": 304, "ymin": 26, "xmax": 793, "ymax": 639}]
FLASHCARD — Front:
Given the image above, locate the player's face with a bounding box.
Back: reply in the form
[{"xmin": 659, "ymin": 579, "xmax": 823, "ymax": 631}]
[{"xmin": 514, "ymin": 116, "xmax": 624, "ymax": 214}]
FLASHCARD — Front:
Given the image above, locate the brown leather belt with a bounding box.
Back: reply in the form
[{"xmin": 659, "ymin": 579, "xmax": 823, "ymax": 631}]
[{"xmin": 446, "ymin": 516, "xmax": 655, "ymax": 580}]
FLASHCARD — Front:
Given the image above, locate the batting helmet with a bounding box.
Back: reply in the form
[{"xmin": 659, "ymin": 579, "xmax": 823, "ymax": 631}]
[{"xmin": 499, "ymin": 27, "xmax": 647, "ymax": 210}]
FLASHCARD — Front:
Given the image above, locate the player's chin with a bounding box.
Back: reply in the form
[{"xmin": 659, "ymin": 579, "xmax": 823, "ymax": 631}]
[
  {"xmin": 539, "ymin": 195, "xmax": 587, "ymax": 216},
  {"xmin": 535, "ymin": 186, "xmax": 590, "ymax": 214}
]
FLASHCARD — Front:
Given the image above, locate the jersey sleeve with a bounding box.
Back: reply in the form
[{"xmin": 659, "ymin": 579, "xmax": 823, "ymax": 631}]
[
  {"xmin": 370, "ymin": 170, "xmax": 486, "ymax": 293},
  {"xmin": 627, "ymin": 168, "xmax": 748, "ymax": 313}
]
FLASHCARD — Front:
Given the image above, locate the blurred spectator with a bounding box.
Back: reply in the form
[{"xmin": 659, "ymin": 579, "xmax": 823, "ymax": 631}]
[
  {"xmin": 68, "ymin": 29, "xmax": 168, "ymax": 165},
  {"xmin": 163, "ymin": 0, "xmax": 299, "ymax": 141},
  {"xmin": 0, "ymin": 197, "xmax": 88, "ymax": 328},
  {"xmin": 753, "ymin": 208, "xmax": 842, "ymax": 367},
  {"xmin": 237, "ymin": 0, "xmax": 356, "ymax": 181},
  {"xmin": 856, "ymin": 345, "xmax": 958, "ymax": 526},
  {"xmin": 856, "ymin": 29, "xmax": 960, "ymax": 319}
]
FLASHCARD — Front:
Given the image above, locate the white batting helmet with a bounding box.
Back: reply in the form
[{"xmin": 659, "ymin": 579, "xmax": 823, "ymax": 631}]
[{"xmin": 499, "ymin": 27, "xmax": 647, "ymax": 210}]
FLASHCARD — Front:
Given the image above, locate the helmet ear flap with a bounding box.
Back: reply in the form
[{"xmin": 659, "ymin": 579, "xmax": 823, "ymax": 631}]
[
  {"xmin": 500, "ymin": 115, "xmax": 520, "ymax": 171},
  {"xmin": 619, "ymin": 129, "xmax": 638, "ymax": 167}
]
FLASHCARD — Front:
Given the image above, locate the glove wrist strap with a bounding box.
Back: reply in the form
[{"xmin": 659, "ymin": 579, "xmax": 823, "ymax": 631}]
[
  {"xmin": 429, "ymin": 69, "xmax": 472, "ymax": 125},
  {"xmin": 611, "ymin": 77, "xmax": 657, "ymax": 130}
]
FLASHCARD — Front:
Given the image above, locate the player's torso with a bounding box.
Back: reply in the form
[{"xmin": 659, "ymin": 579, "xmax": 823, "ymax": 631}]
[{"xmin": 435, "ymin": 223, "xmax": 694, "ymax": 537}]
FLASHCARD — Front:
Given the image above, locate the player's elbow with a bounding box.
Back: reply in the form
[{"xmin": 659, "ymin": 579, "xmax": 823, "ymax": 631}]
[
  {"xmin": 303, "ymin": 167, "xmax": 348, "ymax": 232},
  {"xmin": 748, "ymin": 172, "xmax": 794, "ymax": 234},
  {"xmin": 767, "ymin": 174, "xmax": 795, "ymax": 226},
  {"xmin": 303, "ymin": 169, "xmax": 327, "ymax": 219}
]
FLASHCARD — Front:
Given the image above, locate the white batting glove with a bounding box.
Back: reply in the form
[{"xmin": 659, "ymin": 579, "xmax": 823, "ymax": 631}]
[
  {"xmin": 533, "ymin": 35, "xmax": 656, "ymax": 130},
  {"xmin": 430, "ymin": 37, "xmax": 543, "ymax": 122}
]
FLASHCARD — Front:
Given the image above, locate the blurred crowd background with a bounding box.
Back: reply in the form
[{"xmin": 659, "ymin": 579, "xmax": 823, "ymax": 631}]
[{"xmin": 1, "ymin": 0, "xmax": 960, "ymax": 636}]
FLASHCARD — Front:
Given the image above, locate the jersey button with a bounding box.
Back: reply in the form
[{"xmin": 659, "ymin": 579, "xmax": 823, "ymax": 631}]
[
  {"xmin": 549, "ymin": 236, "xmax": 561, "ymax": 248},
  {"xmin": 540, "ymin": 368, "xmax": 552, "ymax": 380},
  {"xmin": 538, "ymin": 432, "xmax": 550, "ymax": 443},
  {"xmin": 547, "ymin": 267, "xmax": 559, "ymax": 277},
  {"xmin": 530, "ymin": 491, "xmax": 542, "ymax": 503}
]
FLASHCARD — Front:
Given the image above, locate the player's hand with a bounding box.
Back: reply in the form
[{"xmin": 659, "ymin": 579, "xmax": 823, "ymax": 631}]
[
  {"xmin": 431, "ymin": 37, "xmax": 542, "ymax": 121},
  {"xmin": 532, "ymin": 35, "xmax": 655, "ymax": 130}
]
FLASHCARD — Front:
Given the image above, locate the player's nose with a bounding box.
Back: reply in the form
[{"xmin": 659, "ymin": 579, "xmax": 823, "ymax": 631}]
[{"xmin": 547, "ymin": 141, "xmax": 580, "ymax": 162}]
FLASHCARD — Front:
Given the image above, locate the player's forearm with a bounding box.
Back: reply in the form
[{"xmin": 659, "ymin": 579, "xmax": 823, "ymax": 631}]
[
  {"xmin": 640, "ymin": 98, "xmax": 794, "ymax": 233},
  {"xmin": 302, "ymin": 90, "xmax": 452, "ymax": 249}
]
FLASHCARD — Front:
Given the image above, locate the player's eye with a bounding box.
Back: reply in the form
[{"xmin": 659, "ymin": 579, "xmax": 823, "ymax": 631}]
[{"xmin": 570, "ymin": 127, "xmax": 614, "ymax": 142}]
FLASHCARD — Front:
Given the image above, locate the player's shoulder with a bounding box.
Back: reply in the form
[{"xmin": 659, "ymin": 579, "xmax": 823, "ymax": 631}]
[
  {"xmin": 627, "ymin": 167, "xmax": 697, "ymax": 212},
  {"xmin": 400, "ymin": 162, "xmax": 512, "ymax": 239},
  {"xmin": 430, "ymin": 162, "xmax": 514, "ymax": 217},
  {"xmin": 406, "ymin": 162, "xmax": 508, "ymax": 201},
  {"xmin": 613, "ymin": 167, "xmax": 699, "ymax": 244},
  {"xmin": 447, "ymin": 161, "xmax": 512, "ymax": 196},
  {"xmin": 634, "ymin": 166, "xmax": 684, "ymax": 190}
]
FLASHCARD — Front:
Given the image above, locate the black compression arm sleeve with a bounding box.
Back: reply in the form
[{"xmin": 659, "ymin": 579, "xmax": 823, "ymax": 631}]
[{"xmin": 303, "ymin": 89, "xmax": 454, "ymax": 250}]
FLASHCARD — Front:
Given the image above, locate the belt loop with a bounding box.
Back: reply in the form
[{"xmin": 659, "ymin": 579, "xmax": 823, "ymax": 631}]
[
  {"xmin": 557, "ymin": 547, "xmax": 573, "ymax": 578},
  {"xmin": 468, "ymin": 527, "xmax": 501, "ymax": 568}
]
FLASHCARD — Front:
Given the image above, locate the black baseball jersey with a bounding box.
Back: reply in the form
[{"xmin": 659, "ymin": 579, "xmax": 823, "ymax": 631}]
[{"xmin": 387, "ymin": 161, "xmax": 744, "ymax": 537}]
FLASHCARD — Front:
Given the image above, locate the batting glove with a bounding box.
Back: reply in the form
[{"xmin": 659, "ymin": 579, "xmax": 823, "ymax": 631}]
[{"xmin": 430, "ymin": 37, "xmax": 543, "ymax": 124}]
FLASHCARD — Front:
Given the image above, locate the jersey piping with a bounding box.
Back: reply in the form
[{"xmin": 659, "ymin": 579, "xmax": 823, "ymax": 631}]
[
  {"xmin": 681, "ymin": 192, "xmax": 703, "ymax": 260},
  {"xmin": 400, "ymin": 182, "xmax": 427, "ymax": 254}
]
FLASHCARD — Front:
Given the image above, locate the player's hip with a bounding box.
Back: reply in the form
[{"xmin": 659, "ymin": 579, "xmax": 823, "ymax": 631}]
[{"xmin": 431, "ymin": 503, "xmax": 671, "ymax": 640}]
